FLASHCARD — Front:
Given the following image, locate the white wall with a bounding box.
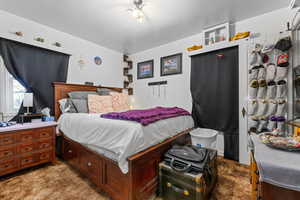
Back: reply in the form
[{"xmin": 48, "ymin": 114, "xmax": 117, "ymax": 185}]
[
  {"xmin": 0, "ymin": 10, "xmax": 123, "ymax": 87},
  {"xmin": 130, "ymin": 7, "xmax": 295, "ymax": 161}
]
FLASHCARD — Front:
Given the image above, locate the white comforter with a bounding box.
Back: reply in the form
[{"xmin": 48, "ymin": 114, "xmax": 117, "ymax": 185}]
[{"xmin": 57, "ymin": 113, "xmax": 194, "ymax": 173}]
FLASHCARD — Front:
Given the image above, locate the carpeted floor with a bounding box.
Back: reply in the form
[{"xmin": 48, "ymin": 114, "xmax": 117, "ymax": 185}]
[{"xmin": 0, "ymin": 157, "xmax": 251, "ymax": 200}]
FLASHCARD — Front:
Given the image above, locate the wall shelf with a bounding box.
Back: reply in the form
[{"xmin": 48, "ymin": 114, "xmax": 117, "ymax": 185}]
[{"xmin": 123, "ymin": 55, "xmax": 133, "ymax": 95}]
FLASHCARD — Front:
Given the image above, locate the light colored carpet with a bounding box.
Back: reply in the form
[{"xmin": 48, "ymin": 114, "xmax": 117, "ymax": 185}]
[{"xmin": 0, "ymin": 157, "xmax": 250, "ymax": 200}]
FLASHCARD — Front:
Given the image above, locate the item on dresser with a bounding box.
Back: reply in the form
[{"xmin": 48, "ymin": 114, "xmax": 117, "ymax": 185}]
[
  {"xmin": 18, "ymin": 113, "xmax": 44, "ymax": 124},
  {"xmin": 0, "ymin": 122, "xmax": 56, "ymax": 176},
  {"xmin": 259, "ymin": 132, "xmax": 300, "ymax": 151},
  {"xmin": 0, "ymin": 122, "xmax": 16, "ymax": 128},
  {"xmin": 159, "ymin": 146, "xmax": 217, "ymax": 200}
]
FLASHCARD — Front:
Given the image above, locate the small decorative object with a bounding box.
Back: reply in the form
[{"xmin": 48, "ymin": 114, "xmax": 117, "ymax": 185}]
[
  {"xmin": 15, "ymin": 31, "xmax": 23, "ymax": 37},
  {"xmin": 260, "ymin": 132, "xmax": 300, "ymax": 151},
  {"xmin": 35, "ymin": 37, "xmax": 45, "ymax": 43},
  {"xmin": 85, "ymin": 82, "xmax": 94, "ymax": 86},
  {"xmin": 203, "ymin": 22, "xmax": 229, "ymax": 46},
  {"xmin": 23, "ymin": 93, "xmax": 33, "ymax": 115},
  {"xmin": 53, "ymin": 42, "xmax": 62, "ymax": 47},
  {"xmin": 137, "ymin": 60, "xmax": 154, "ymax": 79},
  {"xmin": 94, "ymin": 56, "xmax": 102, "ymax": 65},
  {"xmin": 187, "ymin": 45, "xmax": 203, "ymax": 52},
  {"xmin": 230, "ymin": 32, "xmax": 250, "ymax": 41},
  {"xmin": 41, "ymin": 107, "xmax": 51, "ymax": 117},
  {"xmin": 160, "ymin": 53, "xmax": 182, "ymax": 76}
]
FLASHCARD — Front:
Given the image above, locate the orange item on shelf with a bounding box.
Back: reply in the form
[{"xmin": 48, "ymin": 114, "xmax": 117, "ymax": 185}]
[
  {"xmin": 230, "ymin": 32, "xmax": 250, "ymax": 41},
  {"xmin": 187, "ymin": 45, "xmax": 203, "ymax": 52}
]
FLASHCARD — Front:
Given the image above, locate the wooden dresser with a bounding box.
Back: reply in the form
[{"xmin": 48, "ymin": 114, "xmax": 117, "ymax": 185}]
[
  {"xmin": 250, "ymin": 151, "xmax": 300, "ymax": 200},
  {"xmin": 0, "ymin": 122, "xmax": 56, "ymax": 177}
]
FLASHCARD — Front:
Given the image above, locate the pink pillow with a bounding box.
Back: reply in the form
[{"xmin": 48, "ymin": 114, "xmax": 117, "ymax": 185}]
[
  {"xmin": 88, "ymin": 94, "xmax": 114, "ymax": 113},
  {"xmin": 110, "ymin": 92, "xmax": 130, "ymax": 112}
]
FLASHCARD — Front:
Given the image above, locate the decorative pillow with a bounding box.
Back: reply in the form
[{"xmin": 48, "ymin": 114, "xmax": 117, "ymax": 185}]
[
  {"xmin": 71, "ymin": 99, "xmax": 88, "ymax": 113},
  {"xmin": 88, "ymin": 94, "xmax": 114, "ymax": 113},
  {"xmin": 58, "ymin": 98, "xmax": 77, "ymax": 113},
  {"xmin": 97, "ymin": 88, "xmax": 112, "ymax": 96},
  {"xmin": 68, "ymin": 91, "xmax": 98, "ymax": 99},
  {"xmin": 110, "ymin": 92, "xmax": 130, "ymax": 112}
]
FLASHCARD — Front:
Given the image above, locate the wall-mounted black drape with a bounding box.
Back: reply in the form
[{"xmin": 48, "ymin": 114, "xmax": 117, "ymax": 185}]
[
  {"xmin": 190, "ymin": 46, "xmax": 239, "ymax": 161},
  {"xmin": 0, "ymin": 38, "xmax": 69, "ymax": 116}
]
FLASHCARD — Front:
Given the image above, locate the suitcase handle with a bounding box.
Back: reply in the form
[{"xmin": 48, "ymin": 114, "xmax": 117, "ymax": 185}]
[{"xmin": 170, "ymin": 158, "xmax": 191, "ymax": 172}]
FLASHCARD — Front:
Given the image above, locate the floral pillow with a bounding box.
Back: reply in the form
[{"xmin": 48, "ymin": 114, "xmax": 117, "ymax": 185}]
[
  {"xmin": 110, "ymin": 92, "xmax": 130, "ymax": 112},
  {"xmin": 88, "ymin": 94, "xmax": 114, "ymax": 113}
]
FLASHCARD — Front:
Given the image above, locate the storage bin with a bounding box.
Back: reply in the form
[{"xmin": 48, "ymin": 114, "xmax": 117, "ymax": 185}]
[{"xmin": 190, "ymin": 128, "xmax": 218, "ymax": 149}]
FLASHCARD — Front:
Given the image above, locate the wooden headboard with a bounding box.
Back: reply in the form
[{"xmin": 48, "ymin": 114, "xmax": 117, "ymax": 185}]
[{"xmin": 53, "ymin": 82, "xmax": 123, "ymax": 120}]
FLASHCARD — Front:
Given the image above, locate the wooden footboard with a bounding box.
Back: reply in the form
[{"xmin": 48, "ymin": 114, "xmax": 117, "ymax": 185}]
[{"xmin": 62, "ymin": 128, "xmax": 192, "ymax": 200}]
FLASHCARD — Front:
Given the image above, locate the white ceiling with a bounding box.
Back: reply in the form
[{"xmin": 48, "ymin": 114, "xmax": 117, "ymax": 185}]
[{"xmin": 0, "ymin": 0, "xmax": 289, "ymax": 54}]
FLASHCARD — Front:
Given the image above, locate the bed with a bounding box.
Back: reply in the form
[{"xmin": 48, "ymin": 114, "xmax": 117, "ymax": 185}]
[{"xmin": 53, "ymin": 82, "xmax": 194, "ymax": 200}]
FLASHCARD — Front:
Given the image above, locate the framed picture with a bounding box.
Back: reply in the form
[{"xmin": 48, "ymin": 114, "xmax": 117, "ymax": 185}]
[
  {"xmin": 137, "ymin": 60, "xmax": 154, "ymax": 79},
  {"xmin": 160, "ymin": 53, "xmax": 182, "ymax": 76}
]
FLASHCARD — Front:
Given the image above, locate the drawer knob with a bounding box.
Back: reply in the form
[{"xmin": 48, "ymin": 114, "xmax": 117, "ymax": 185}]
[
  {"xmin": 87, "ymin": 162, "xmax": 92, "ymax": 167},
  {"xmin": 166, "ymin": 182, "xmax": 172, "ymax": 187},
  {"xmin": 68, "ymin": 150, "xmax": 72, "ymax": 153}
]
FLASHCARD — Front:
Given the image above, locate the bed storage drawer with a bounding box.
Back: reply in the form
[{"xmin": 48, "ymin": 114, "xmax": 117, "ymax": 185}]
[
  {"xmin": 63, "ymin": 138, "xmax": 79, "ymax": 166},
  {"xmin": 79, "ymin": 149, "xmax": 102, "ymax": 186}
]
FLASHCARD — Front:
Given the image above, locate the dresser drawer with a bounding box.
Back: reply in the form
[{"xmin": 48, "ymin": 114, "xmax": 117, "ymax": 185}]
[
  {"xmin": 38, "ymin": 139, "xmax": 52, "ymax": 150},
  {"xmin": 18, "ymin": 143, "xmax": 36, "ymax": 154},
  {"xmin": 18, "ymin": 130, "xmax": 37, "ymax": 143},
  {"xmin": 0, "ymin": 134, "xmax": 16, "ymax": 146},
  {"xmin": 20, "ymin": 154, "xmax": 36, "ymax": 168},
  {"xmin": 38, "ymin": 151, "xmax": 52, "ymax": 162},
  {"xmin": 38, "ymin": 128, "xmax": 53, "ymax": 139},
  {"xmin": 0, "ymin": 146, "xmax": 16, "ymax": 160},
  {"xmin": 0, "ymin": 159, "xmax": 18, "ymax": 175}
]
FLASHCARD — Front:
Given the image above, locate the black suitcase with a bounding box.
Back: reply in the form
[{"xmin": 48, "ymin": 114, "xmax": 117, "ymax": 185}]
[{"xmin": 159, "ymin": 146, "xmax": 217, "ymax": 200}]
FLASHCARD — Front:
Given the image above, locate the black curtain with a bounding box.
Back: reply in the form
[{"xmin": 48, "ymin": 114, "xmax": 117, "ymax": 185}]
[
  {"xmin": 190, "ymin": 46, "xmax": 239, "ymax": 161},
  {"xmin": 0, "ymin": 38, "xmax": 69, "ymax": 116}
]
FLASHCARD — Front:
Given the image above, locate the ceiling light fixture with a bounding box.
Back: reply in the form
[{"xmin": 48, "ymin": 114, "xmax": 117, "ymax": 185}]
[{"xmin": 128, "ymin": 0, "xmax": 145, "ymax": 23}]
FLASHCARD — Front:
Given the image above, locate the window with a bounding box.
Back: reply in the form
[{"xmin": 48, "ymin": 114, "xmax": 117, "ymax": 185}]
[
  {"xmin": 0, "ymin": 57, "xmax": 26, "ymax": 118},
  {"xmin": 11, "ymin": 76, "xmax": 26, "ymax": 112}
]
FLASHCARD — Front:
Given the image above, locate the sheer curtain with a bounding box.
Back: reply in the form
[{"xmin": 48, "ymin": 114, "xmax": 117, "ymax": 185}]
[{"xmin": 0, "ymin": 56, "xmax": 21, "ymax": 121}]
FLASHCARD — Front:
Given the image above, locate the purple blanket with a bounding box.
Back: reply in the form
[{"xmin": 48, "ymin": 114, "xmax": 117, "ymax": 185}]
[{"xmin": 101, "ymin": 106, "xmax": 190, "ymax": 126}]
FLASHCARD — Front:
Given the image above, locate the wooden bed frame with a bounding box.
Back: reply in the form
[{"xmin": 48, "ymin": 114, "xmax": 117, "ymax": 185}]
[{"xmin": 53, "ymin": 82, "xmax": 193, "ymax": 200}]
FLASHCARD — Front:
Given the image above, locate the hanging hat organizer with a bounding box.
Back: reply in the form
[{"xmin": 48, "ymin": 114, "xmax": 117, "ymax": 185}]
[{"xmin": 247, "ymin": 32, "xmax": 292, "ymax": 136}]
